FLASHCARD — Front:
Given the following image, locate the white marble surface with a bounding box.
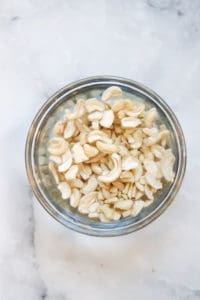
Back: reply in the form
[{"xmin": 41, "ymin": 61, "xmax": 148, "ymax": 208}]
[{"xmin": 0, "ymin": 0, "xmax": 200, "ymax": 299}]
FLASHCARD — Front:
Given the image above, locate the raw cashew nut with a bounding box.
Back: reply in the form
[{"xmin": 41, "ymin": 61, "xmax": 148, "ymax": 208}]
[
  {"xmin": 58, "ymin": 149, "xmax": 72, "ymax": 172},
  {"xmin": 85, "ymin": 152, "xmax": 105, "ymax": 164},
  {"xmin": 105, "ymin": 197, "xmax": 118, "ymax": 204},
  {"xmin": 64, "ymin": 165, "xmax": 78, "ymax": 180},
  {"xmin": 157, "ymin": 130, "xmax": 170, "ymax": 143},
  {"xmin": 144, "ymin": 108, "xmax": 158, "ymax": 127},
  {"xmin": 143, "ymin": 159, "xmax": 158, "ymax": 177},
  {"xmin": 54, "ymin": 121, "xmax": 66, "ymax": 136},
  {"xmin": 87, "ymin": 130, "xmax": 112, "ymax": 144},
  {"xmin": 79, "ymin": 192, "xmax": 98, "ymax": 207},
  {"xmin": 85, "ymin": 98, "xmax": 105, "ymax": 113},
  {"xmin": 112, "ymin": 211, "xmax": 121, "ymax": 220},
  {"xmin": 118, "ymin": 144, "xmax": 129, "ymax": 156},
  {"xmin": 91, "ymin": 120, "xmax": 99, "ymax": 130},
  {"xmin": 121, "ymin": 117, "xmax": 141, "ymax": 128},
  {"xmin": 145, "ymin": 173, "xmax": 162, "ymax": 190},
  {"xmin": 102, "ymin": 188, "xmax": 111, "ymax": 199},
  {"xmin": 100, "ymin": 110, "xmax": 114, "ymax": 128},
  {"xmin": 160, "ymin": 149, "xmax": 175, "ymax": 182},
  {"xmin": 49, "ymin": 155, "xmax": 62, "ymax": 165},
  {"xmin": 83, "ymin": 144, "xmax": 99, "ymax": 158},
  {"xmin": 79, "ymin": 132, "xmax": 88, "ymax": 145},
  {"xmin": 48, "ymin": 137, "xmax": 68, "ymax": 156},
  {"xmin": 111, "ymin": 100, "xmax": 125, "ymax": 112},
  {"xmin": 121, "ymin": 209, "xmax": 132, "ymax": 218},
  {"xmin": 151, "ymin": 145, "xmax": 164, "ymax": 159},
  {"xmin": 118, "ymin": 110, "xmax": 126, "ymax": 119},
  {"xmin": 72, "ymin": 143, "xmax": 89, "ymax": 163},
  {"xmin": 91, "ymin": 163, "xmax": 102, "ymax": 175},
  {"xmin": 68, "ymin": 99, "xmax": 85, "ymax": 120},
  {"xmin": 102, "ymin": 86, "xmax": 122, "ymax": 102},
  {"xmin": 96, "ymin": 141, "xmax": 118, "ymax": 154},
  {"xmin": 144, "ymin": 185, "xmax": 154, "ymax": 200},
  {"xmin": 48, "ymin": 162, "xmax": 60, "ymax": 184},
  {"xmin": 98, "ymin": 153, "xmax": 121, "ymax": 183},
  {"xmin": 79, "ymin": 164, "xmax": 92, "ymax": 180},
  {"xmin": 70, "ymin": 178, "xmax": 84, "ymax": 189},
  {"xmin": 125, "ymin": 102, "xmax": 145, "ymax": 117},
  {"xmin": 131, "ymin": 129, "xmax": 143, "ymax": 149},
  {"xmin": 97, "ymin": 191, "xmax": 104, "ymax": 200},
  {"xmin": 99, "ymin": 205, "xmax": 114, "ymax": 220},
  {"xmin": 122, "ymin": 156, "xmax": 139, "ymax": 171},
  {"xmin": 124, "ymin": 99, "xmax": 134, "ymax": 110},
  {"xmin": 131, "ymin": 200, "xmax": 144, "ymax": 217},
  {"xmin": 115, "ymin": 200, "xmax": 133, "ymax": 210},
  {"xmin": 88, "ymin": 212, "xmax": 99, "ymax": 219},
  {"xmin": 70, "ymin": 188, "xmax": 81, "ymax": 208},
  {"xmin": 143, "ymin": 127, "xmax": 158, "ymax": 137},
  {"xmin": 82, "ymin": 175, "xmax": 98, "ymax": 194},
  {"xmin": 88, "ymin": 202, "xmax": 100, "ymax": 213},
  {"xmin": 58, "ymin": 182, "xmax": 71, "ymax": 199},
  {"xmin": 88, "ymin": 111, "xmax": 103, "ymax": 121},
  {"xmin": 135, "ymin": 181, "xmax": 144, "ymax": 192},
  {"xmin": 64, "ymin": 120, "xmax": 76, "ymax": 139}
]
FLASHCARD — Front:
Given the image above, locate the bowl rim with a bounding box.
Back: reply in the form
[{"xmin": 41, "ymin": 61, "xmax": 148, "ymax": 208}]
[{"xmin": 25, "ymin": 75, "xmax": 187, "ymax": 236}]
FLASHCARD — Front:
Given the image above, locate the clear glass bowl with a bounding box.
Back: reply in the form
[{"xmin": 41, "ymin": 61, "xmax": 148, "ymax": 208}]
[{"xmin": 25, "ymin": 76, "xmax": 186, "ymax": 236}]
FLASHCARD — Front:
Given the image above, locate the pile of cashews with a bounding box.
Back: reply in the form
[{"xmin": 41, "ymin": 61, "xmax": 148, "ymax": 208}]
[{"xmin": 47, "ymin": 86, "xmax": 175, "ymax": 222}]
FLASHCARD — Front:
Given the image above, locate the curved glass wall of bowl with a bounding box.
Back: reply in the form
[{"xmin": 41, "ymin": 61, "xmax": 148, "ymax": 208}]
[{"xmin": 26, "ymin": 76, "xmax": 186, "ymax": 236}]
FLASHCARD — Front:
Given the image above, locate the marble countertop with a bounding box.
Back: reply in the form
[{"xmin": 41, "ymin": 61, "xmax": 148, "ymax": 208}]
[{"xmin": 1, "ymin": 0, "xmax": 200, "ymax": 299}]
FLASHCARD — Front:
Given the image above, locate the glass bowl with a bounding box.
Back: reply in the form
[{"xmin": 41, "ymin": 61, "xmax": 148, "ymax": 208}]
[{"xmin": 25, "ymin": 76, "xmax": 186, "ymax": 236}]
